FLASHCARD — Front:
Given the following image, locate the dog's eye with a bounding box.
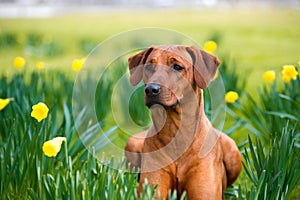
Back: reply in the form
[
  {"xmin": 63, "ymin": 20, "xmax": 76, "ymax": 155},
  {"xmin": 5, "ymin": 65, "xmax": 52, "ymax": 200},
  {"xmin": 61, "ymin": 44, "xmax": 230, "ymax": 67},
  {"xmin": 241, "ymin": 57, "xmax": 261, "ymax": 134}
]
[{"xmin": 172, "ymin": 64, "xmax": 184, "ymax": 72}]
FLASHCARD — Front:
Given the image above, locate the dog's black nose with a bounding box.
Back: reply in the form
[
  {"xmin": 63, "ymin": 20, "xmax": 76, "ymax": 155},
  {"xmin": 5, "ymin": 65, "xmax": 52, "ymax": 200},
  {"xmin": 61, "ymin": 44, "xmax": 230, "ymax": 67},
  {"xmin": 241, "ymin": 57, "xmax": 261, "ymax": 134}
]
[{"xmin": 145, "ymin": 83, "xmax": 161, "ymax": 97}]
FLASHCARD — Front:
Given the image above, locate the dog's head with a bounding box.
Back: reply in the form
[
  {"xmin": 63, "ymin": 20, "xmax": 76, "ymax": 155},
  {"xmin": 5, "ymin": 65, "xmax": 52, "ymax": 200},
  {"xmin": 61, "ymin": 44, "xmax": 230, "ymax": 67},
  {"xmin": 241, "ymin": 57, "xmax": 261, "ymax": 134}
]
[{"xmin": 128, "ymin": 45, "xmax": 220, "ymax": 108}]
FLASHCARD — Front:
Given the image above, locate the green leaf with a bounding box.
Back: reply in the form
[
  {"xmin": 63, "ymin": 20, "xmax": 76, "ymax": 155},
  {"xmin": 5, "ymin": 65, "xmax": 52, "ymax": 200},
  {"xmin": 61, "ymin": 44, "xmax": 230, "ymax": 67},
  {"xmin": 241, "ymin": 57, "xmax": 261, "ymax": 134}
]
[{"xmin": 265, "ymin": 111, "xmax": 299, "ymax": 121}]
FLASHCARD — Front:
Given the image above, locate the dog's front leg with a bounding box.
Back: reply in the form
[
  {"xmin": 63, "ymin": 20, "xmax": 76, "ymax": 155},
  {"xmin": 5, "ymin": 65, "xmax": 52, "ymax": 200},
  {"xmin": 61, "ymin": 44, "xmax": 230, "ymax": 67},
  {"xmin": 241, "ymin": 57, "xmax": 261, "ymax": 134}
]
[{"xmin": 220, "ymin": 134, "xmax": 242, "ymax": 186}]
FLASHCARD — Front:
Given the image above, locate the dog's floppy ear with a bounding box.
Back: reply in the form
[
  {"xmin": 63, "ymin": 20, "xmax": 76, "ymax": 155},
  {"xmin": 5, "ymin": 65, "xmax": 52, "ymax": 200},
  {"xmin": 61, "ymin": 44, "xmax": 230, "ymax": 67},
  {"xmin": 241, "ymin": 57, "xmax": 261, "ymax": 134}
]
[
  {"xmin": 186, "ymin": 46, "xmax": 220, "ymax": 89},
  {"xmin": 128, "ymin": 47, "xmax": 153, "ymax": 86}
]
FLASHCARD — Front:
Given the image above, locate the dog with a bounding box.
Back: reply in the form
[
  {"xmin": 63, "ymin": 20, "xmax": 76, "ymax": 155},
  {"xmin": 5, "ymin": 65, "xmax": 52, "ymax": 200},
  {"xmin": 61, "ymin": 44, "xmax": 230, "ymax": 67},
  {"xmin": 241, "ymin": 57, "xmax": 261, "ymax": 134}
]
[{"xmin": 125, "ymin": 45, "xmax": 242, "ymax": 199}]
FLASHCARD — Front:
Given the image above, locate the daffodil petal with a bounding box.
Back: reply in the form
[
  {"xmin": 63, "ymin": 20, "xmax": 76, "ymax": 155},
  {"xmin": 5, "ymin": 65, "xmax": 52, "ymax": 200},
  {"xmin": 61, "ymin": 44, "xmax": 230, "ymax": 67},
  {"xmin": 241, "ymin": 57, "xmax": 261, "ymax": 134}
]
[
  {"xmin": 13, "ymin": 56, "xmax": 26, "ymax": 69},
  {"xmin": 72, "ymin": 58, "xmax": 85, "ymax": 72},
  {"xmin": 42, "ymin": 140, "xmax": 59, "ymax": 157},
  {"xmin": 204, "ymin": 41, "xmax": 217, "ymax": 54},
  {"xmin": 281, "ymin": 65, "xmax": 298, "ymax": 82},
  {"xmin": 0, "ymin": 98, "xmax": 14, "ymax": 111},
  {"xmin": 42, "ymin": 137, "xmax": 66, "ymax": 157},
  {"xmin": 31, "ymin": 102, "xmax": 49, "ymax": 122},
  {"xmin": 225, "ymin": 91, "xmax": 239, "ymax": 103},
  {"xmin": 263, "ymin": 70, "xmax": 276, "ymax": 83}
]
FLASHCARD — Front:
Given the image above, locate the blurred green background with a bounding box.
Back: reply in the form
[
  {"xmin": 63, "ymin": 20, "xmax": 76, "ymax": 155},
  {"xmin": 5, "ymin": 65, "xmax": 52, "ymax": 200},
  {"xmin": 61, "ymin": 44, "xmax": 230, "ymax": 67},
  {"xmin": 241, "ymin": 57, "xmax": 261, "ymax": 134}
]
[{"xmin": 1, "ymin": 8, "xmax": 300, "ymax": 93}]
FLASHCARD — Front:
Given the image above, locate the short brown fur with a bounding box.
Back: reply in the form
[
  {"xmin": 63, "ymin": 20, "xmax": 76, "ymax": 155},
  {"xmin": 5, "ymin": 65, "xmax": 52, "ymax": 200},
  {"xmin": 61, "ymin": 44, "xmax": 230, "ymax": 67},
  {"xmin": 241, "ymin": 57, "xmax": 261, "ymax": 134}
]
[{"xmin": 125, "ymin": 45, "xmax": 242, "ymax": 200}]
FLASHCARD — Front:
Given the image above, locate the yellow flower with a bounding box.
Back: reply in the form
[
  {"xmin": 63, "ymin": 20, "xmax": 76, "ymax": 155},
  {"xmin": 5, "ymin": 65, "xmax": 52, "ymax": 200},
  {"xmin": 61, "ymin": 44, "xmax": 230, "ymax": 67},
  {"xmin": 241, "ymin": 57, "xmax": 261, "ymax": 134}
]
[
  {"xmin": 225, "ymin": 91, "xmax": 239, "ymax": 103},
  {"xmin": 13, "ymin": 56, "xmax": 26, "ymax": 69},
  {"xmin": 263, "ymin": 70, "xmax": 276, "ymax": 83},
  {"xmin": 42, "ymin": 137, "xmax": 66, "ymax": 157},
  {"xmin": 72, "ymin": 58, "xmax": 85, "ymax": 72},
  {"xmin": 31, "ymin": 102, "xmax": 49, "ymax": 122},
  {"xmin": 298, "ymin": 61, "xmax": 300, "ymax": 67},
  {"xmin": 204, "ymin": 40, "xmax": 217, "ymax": 54},
  {"xmin": 0, "ymin": 98, "xmax": 14, "ymax": 111},
  {"xmin": 282, "ymin": 75, "xmax": 291, "ymax": 83},
  {"xmin": 281, "ymin": 65, "xmax": 298, "ymax": 83},
  {"xmin": 36, "ymin": 62, "xmax": 45, "ymax": 70}
]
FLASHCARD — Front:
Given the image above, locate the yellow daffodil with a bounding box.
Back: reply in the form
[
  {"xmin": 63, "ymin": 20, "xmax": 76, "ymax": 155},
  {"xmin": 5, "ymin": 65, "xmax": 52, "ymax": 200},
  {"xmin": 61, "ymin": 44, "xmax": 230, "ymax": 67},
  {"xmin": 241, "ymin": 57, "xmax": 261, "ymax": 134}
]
[
  {"xmin": 36, "ymin": 62, "xmax": 45, "ymax": 70},
  {"xmin": 0, "ymin": 98, "xmax": 14, "ymax": 111},
  {"xmin": 72, "ymin": 58, "xmax": 85, "ymax": 72},
  {"xmin": 42, "ymin": 137, "xmax": 66, "ymax": 157},
  {"xmin": 225, "ymin": 91, "xmax": 239, "ymax": 103},
  {"xmin": 204, "ymin": 41, "xmax": 217, "ymax": 54},
  {"xmin": 31, "ymin": 102, "xmax": 49, "ymax": 122},
  {"xmin": 263, "ymin": 70, "xmax": 276, "ymax": 83},
  {"xmin": 281, "ymin": 65, "xmax": 298, "ymax": 83},
  {"xmin": 282, "ymin": 75, "xmax": 291, "ymax": 83},
  {"xmin": 13, "ymin": 56, "xmax": 26, "ymax": 69}
]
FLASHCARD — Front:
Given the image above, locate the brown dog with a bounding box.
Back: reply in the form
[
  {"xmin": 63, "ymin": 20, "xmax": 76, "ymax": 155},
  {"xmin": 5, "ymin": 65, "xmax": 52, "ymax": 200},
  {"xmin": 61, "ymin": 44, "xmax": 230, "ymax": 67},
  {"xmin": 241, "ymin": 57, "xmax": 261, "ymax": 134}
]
[{"xmin": 125, "ymin": 45, "xmax": 242, "ymax": 199}]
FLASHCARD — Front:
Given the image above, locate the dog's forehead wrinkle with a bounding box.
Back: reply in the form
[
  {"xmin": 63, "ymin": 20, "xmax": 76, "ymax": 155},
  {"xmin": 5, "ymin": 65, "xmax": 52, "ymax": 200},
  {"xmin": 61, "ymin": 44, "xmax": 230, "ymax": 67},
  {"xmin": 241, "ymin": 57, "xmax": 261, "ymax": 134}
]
[
  {"xmin": 148, "ymin": 48, "xmax": 193, "ymax": 66},
  {"xmin": 149, "ymin": 45, "xmax": 193, "ymax": 65}
]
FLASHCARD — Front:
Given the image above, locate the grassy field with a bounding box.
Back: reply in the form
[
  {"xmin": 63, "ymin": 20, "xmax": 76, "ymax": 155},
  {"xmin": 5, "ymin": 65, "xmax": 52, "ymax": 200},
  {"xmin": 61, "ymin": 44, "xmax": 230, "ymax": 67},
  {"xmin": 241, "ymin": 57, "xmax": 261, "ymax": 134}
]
[{"xmin": 0, "ymin": 7, "xmax": 300, "ymax": 199}]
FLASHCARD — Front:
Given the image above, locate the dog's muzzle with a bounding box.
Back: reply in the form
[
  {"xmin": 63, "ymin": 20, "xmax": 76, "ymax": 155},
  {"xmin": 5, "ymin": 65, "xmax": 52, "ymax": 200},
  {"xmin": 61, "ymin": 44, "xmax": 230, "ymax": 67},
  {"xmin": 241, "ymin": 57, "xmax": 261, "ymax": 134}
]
[{"xmin": 144, "ymin": 83, "xmax": 179, "ymax": 108}]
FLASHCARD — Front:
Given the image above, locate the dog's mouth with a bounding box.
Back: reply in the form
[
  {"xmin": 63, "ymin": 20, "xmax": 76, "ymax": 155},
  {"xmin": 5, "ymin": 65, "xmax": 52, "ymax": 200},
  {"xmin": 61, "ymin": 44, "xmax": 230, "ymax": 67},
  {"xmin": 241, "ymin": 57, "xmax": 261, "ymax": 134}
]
[
  {"xmin": 145, "ymin": 92, "xmax": 180, "ymax": 109},
  {"xmin": 145, "ymin": 98, "xmax": 179, "ymax": 109}
]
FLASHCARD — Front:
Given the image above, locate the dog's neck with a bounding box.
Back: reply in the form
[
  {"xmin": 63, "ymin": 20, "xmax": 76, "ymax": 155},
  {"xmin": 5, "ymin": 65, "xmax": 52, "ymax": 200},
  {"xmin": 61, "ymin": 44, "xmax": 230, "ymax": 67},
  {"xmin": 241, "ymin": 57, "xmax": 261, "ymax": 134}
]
[{"xmin": 149, "ymin": 87, "xmax": 208, "ymax": 148}]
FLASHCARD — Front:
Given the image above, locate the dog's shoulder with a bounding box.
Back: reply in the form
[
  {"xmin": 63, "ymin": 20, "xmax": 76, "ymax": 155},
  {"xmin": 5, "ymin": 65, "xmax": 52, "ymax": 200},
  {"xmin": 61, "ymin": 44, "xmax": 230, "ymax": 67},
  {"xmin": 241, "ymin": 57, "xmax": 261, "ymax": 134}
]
[{"xmin": 219, "ymin": 133, "xmax": 239, "ymax": 152}]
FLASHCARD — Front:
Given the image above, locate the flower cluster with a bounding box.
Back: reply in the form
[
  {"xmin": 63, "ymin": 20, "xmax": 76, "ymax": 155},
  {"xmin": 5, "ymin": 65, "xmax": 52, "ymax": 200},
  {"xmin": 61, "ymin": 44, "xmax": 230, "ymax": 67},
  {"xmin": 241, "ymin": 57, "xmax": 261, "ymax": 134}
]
[
  {"xmin": 12, "ymin": 56, "xmax": 85, "ymax": 71},
  {"xmin": 263, "ymin": 63, "xmax": 299, "ymax": 84},
  {"xmin": 30, "ymin": 103, "xmax": 66, "ymax": 157},
  {"xmin": 13, "ymin": 56, "xmax": 46, "ymax": 70},
  {"xmin": 1, "ymin": 98, "xmax": 64, "ymax": 157},
  {"xmin": 9, "ymin": 56, "xmax": 82, "ymax": 159}
]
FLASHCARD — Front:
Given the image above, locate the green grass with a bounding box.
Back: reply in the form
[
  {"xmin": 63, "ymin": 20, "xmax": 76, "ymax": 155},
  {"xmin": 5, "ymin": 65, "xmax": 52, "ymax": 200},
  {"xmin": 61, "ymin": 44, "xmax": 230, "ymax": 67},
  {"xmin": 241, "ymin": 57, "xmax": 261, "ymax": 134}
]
[
  {"xmin": 1, "ymin": 64, "xmax": 299, "ymax": 199},
  {"xmin": 241, "ymin": 130, "xmax": 300, "ymax": 200}
]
